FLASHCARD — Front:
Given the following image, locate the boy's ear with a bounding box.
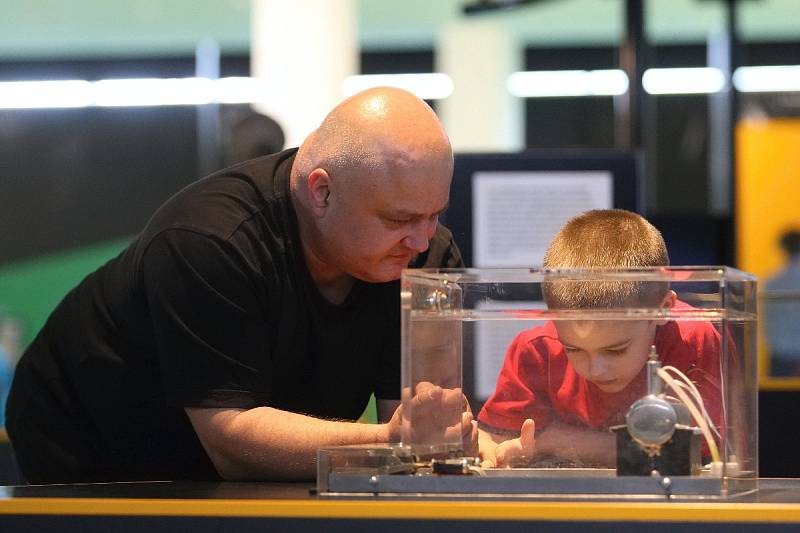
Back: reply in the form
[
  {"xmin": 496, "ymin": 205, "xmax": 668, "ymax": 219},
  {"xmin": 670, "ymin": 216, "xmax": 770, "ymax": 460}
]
[
  {"xmin": 660, "ymin": 290, "xmax": 677, "ymax": 308},
  {"xmin": 655, "ymin": 290, "xmax": 677, "ymax": 325}
]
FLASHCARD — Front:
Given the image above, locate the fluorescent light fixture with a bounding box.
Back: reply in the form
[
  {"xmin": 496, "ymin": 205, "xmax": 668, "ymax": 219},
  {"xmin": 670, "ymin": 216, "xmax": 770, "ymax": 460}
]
[
  {"xmin": 4, "ymin": 64, "xmax": 800, "ymax": 110},
  {"xmin": 733, "ymin": 65, "xmax": 800, "ymax": 93},
  {"xmin": 341, "ymin": 73, "xmax": 454, "ymax": 100},
  {"xmin": 507, "ymin": 69, "xmax": 629, "ymax": 97},
  {"xmin": 94, "ymin": 77, "xmax": 214, "ymax": 107},
  {"xmin": 213, "ymin": 77, "xmax": 268, "ymax": 104},
  {"xmin": 642, "ymin": 67, "xmax": 726, "ymax": 95},
  {"xmin": 0, "ymin": 80, "xmax": 93, "ymax": 109}
]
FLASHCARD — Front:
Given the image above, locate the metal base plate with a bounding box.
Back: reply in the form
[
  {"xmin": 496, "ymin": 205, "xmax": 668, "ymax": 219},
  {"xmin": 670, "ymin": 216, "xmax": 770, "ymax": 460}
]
[{"xmin": 322, "ymin": 468, "xmax": 757, "ymax": 500}]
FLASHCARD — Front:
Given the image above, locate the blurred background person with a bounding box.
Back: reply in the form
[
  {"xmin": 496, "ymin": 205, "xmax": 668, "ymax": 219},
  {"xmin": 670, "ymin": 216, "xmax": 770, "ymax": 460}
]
[
  {"xmin": 222, "ymin": 110, "xmax": 285, "ymax": 167},
  {"xmin": 764, "ymin": 230, "xmax": 800, "ymax": 376}
]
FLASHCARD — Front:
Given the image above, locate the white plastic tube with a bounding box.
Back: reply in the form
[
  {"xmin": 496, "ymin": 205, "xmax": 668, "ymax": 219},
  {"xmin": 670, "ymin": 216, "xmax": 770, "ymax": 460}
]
[{"xmin": 656, "ymin": 367, "xmax": 721, "ymax": 463}]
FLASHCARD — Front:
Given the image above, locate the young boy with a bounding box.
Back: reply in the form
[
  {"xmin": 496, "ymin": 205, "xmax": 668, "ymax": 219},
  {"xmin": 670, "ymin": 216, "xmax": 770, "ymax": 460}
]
[{"xmin": 477, "ymin": 209, "xmax": 722, "ymax": 468}]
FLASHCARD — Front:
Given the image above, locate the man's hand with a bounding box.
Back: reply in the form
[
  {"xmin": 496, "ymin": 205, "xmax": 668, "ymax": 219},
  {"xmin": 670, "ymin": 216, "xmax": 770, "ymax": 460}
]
[
  {"xmin": 480, "ymin": 418, "xmax": 535, "ymax": 468},
  {"xmin": 390, "ymin": 381, "xmax": 477, "ymax": 455}
]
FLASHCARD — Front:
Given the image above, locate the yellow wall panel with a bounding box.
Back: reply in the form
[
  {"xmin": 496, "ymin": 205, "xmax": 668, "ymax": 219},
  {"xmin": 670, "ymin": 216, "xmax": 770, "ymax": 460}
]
[
  {"xmin": 737, "ymin": 117, "xmax": 800, "ymax": 387},
  {"xmin": 737, "ymin": 118, "xmax": 800, "ymax": 279}
]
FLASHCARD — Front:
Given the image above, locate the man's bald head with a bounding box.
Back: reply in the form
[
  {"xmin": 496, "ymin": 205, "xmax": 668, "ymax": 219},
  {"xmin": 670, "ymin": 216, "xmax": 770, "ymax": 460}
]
[
  {"xmin": 290, "ymin": 87, "xmax": 455, "ymax": 290},
  {"xmin": 292, "ymin": 87, "xmax": 452, "ymax": 187}
]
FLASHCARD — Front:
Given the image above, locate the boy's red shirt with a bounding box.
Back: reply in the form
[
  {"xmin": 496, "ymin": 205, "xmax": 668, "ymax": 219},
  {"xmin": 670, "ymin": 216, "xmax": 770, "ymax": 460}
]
[{"xmin": 478, "ymin": 301, "xmax": 723, "ymax": 435}]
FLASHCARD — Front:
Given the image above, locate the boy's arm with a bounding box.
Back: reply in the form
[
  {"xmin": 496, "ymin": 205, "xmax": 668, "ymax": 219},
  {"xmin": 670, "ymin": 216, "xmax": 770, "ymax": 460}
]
[
  {"xmin": 535, "ymin": 421, "xmax": 616, "ymax": 467},
  {"xmin": 478, "ymin": 428, "xmax": 503, "ymax": 467},
  {"xmin": 479, "ymin": 420, "xmax": 615, "ymax": 468},
  {"xmin": 478, "ymin": 420, "xmax": 535, "ymax": 468}
]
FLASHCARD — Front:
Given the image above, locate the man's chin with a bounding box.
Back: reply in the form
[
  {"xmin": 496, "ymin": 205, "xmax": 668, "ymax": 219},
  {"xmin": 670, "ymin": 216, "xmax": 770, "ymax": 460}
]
[
  {"xmin": 352, "ymin": 267, "xmax": 405, "ymax": 284},
  {"xmin": 351, "ymin": 257, "xmax": 415, "ymax": 284}
]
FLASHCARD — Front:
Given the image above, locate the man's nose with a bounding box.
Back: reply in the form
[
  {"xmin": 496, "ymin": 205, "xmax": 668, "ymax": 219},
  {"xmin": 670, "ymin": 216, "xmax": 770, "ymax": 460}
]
[
  {"xmin": 403, "ymin": 218, "xmax": 437, "ymax": 253},
  {"xmin": 402, "ymin": 232, "xmax": 430, "ymax": 253}
]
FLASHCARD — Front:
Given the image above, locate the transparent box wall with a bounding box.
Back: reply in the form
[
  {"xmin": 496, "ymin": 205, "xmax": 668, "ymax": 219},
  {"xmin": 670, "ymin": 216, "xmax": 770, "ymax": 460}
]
[{"xmin": 401, "ymin": 267, "xmax": 757, "ymax": 488}]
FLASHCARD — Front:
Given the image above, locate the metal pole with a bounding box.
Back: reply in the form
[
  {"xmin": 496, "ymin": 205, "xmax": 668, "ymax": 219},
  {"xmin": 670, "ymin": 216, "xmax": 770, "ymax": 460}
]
[
  {"xmin": 195, "ymin": 38, "xmax": 221, "ymax": 177},
  {"xmin": 615, "ymin": 0, "xmax": 650, "ymax": 213},
  {"xmin": 615, "ymin": 0, "xmax": 645, "ymax": 152},
  {"xmin": 705, "ymin": 0, "xmax": 740, "ymax": 266},
  {"xmin": 707, "ymin": 0, "xmax": 739, "ymax": 217}
]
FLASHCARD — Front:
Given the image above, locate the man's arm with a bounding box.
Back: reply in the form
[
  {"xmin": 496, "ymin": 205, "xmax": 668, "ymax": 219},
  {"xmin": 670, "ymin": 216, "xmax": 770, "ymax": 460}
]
[{"xmin": 186, "ymin": 406, "xmax": 401, "ymax": 481}]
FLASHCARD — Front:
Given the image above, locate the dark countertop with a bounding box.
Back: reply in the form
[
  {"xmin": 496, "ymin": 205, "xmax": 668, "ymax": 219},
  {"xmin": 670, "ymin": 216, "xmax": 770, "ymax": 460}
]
[{"xmin": 2, "ymin": 480, "xmax": 316, "ymax": 500}]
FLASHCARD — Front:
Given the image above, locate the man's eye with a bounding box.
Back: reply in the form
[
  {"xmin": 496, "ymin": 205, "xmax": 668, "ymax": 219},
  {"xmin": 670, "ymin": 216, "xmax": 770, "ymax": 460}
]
[
  {"xmin": 385, "ymin": 217, "xmax": 413, "ymax": 226},
  {"xmin": 605, "ymin": 349, "xmax": 626, "ymax": 356}
]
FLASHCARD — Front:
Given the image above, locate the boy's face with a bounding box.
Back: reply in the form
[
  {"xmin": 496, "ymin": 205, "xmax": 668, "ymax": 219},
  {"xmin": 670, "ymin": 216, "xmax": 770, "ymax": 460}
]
[{"xmin": 554, "ymin": 319, "xmax": 658, "ymax": 394}]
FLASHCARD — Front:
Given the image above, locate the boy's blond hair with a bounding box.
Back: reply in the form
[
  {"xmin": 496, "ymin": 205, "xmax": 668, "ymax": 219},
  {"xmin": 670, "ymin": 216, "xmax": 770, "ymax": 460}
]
[{"xmin": 542, "ymin": 209, "xmax": 669, "ymax": 309}]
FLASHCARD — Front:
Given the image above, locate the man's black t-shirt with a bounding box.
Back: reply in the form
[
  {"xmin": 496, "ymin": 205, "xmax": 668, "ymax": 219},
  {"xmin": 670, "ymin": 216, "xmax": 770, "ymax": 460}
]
[{"xmin": 6, "ymin": 148, "xmax": 463, "ymax": 483}]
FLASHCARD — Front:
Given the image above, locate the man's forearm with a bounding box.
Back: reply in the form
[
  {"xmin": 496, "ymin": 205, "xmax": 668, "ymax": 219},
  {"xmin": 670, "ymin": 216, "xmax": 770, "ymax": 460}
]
[{"xmin": 187, "ymin": 406, "xmax": 391, "ymax": 481}]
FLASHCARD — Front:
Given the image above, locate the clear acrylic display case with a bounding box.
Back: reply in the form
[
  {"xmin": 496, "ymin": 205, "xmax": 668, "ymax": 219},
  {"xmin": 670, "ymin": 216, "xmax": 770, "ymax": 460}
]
[{"xmin": 319, "ymin": 267, "xmax": 758, "ymax": 499}]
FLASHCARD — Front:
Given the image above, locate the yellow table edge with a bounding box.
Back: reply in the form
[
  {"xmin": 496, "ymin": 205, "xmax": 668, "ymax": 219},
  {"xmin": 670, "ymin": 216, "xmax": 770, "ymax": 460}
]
[
  {"xmin": 1, "ymin": 498, "xmax": 800, "ymax": 522},
  {"xmin": 759, "ymin": 377, "xmax": 800, "ymax": 391}
]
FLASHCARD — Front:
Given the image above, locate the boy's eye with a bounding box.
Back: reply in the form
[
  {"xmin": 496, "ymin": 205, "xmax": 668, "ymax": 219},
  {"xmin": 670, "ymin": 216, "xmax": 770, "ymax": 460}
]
[{"xmin": 604, "ymin": 348, "xmax": 627, "ymax": 356}]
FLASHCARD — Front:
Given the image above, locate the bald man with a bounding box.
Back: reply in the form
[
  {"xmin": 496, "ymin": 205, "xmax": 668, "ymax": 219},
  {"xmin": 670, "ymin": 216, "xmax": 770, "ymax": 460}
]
[{"xmin": 6, "ymin": 88, "xmax": 466, "ymax": 483}]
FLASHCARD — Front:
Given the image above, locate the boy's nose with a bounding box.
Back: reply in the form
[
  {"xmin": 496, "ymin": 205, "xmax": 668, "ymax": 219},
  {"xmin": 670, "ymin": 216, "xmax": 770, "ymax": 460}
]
[{"xmin": 586, "ymin": 355, "xmax": 610, "ymax": 380}]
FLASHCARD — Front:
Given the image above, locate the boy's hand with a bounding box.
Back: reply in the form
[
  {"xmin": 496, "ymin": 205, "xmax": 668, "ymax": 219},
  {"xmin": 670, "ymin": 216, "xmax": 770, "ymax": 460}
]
[
  {"xmin": 462, "ymin": 404, "xmax": 479, "ymax": 457},
  {"xmin": 482, "ymin": 418, "xmax": 536, "ymax": 468}
]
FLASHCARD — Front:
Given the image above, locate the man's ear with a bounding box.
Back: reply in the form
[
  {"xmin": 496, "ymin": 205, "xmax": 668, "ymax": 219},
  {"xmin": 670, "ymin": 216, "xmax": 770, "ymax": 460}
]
[
  {"xmin": 655, "ymin": 289, "xmax": 677, "ymax": 325},
  {"xmin": 307, "ymin": 168, "xmax": 331, "ymax": 216}
]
